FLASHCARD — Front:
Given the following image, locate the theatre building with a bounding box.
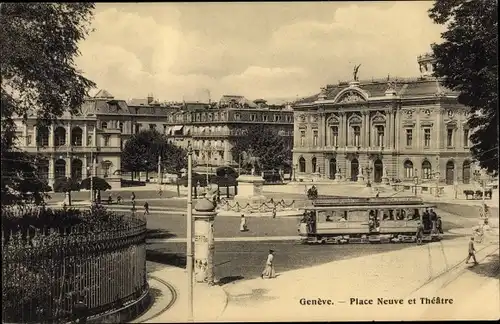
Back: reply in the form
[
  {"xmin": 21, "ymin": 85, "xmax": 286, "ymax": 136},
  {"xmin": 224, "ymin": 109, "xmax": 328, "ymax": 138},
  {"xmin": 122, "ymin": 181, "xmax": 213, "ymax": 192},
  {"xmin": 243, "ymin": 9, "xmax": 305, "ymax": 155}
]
[{"xmin": 292, "ymin": 53, "xmax": 476, "ymax": 186}]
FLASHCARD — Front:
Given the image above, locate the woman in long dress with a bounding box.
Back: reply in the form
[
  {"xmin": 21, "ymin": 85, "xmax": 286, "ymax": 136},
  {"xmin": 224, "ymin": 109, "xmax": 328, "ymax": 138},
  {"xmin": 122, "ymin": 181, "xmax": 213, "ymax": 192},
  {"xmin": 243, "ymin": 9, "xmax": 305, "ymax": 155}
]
[
  {"xmin": 239, "ymin": 214, "xmax": 247, "ymax": 232},
  {"xmin": 261, "ymin": 250, "xmax": 276, "ymax": 279}
]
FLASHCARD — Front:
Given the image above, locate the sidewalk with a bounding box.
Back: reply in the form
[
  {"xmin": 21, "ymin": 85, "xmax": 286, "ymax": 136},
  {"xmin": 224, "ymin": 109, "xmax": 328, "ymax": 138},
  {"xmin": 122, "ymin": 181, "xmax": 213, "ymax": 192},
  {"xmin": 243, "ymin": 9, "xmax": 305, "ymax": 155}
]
[
  {"xmin": 140, "ymin": 235, "xmax": 498, "ymax": 322},
  {"xmin": 139, "ymin": 267, "xmax": 228, "ymax": 323}
]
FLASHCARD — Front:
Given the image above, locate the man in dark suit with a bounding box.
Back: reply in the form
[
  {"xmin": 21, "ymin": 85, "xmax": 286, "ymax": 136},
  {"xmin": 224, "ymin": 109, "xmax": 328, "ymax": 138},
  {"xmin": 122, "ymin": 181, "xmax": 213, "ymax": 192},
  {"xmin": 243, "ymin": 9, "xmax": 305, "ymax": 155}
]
[{"xmin": 466, "ymin": 237, "xmax": 479, "ymax": 265}]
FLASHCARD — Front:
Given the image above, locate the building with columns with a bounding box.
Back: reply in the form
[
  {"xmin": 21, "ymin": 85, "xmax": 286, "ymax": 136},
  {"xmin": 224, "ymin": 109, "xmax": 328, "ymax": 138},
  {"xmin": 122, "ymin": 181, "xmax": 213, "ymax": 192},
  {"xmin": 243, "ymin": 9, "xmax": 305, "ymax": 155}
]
[
  {"xmin": 14, "ymin": 91, "xmax": 293, "ymax": 188},
  {"xmin": 292, "ymin": 54, "xmax": 477, "ymax": 186}
]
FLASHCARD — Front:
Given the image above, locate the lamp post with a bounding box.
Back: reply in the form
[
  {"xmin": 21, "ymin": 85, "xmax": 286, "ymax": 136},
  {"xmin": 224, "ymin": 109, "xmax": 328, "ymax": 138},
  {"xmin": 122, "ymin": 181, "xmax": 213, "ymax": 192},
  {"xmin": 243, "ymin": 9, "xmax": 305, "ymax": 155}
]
[
  {"xmin": 186, "ymin": 142, "xmax": 194, "ymax": 321},
  {"xmin": 365, "ymin": 165, "xmax": 373, "ymax": 187},
  {"xmin": 293, "ymin": 164, "xmax": 297, "ymax": 182},
  {"xmin": 413, "ymin": 168, "xmax": 419, "ymax": 196},
  {"xmin": 474, "ymin": 170, "xmax": 486, "ymax": 219},
  {"xmin": 204, "ymin": 144, "xmax": 212, "ymax": 186}
]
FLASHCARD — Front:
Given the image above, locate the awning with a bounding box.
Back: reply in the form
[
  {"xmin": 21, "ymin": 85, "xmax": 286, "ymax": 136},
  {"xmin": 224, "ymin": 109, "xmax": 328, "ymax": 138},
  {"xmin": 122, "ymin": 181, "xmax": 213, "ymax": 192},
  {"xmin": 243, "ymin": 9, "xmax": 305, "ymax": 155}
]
[{"xmin": 172, "ymin": 125, "xmax": 183, "ymax": 131}]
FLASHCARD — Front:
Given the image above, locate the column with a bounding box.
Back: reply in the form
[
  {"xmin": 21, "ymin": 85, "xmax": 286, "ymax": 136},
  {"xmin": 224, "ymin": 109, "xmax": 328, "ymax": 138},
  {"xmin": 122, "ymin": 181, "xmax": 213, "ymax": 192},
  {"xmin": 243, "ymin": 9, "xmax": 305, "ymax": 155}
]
[
  {"xmin": 84, "ymin": 123, "xmax": 88, "ymax": 147},
  {"xmin": 386, "ymin": 111, "xmax": 392, "ymax": 148},
  {"xmin": 324, "ymin": 157, "xmax": 329, "ymax": 179},
  {"xmin": 436, "ymin": 109, "xmax": 442, "ymax": 149},
  {"xmin": 83, "ymin": 154, "xmax": 88, "ymax": 178},
  {"xmin": 415, "ymin": 109, "xmax": 421, "ymax": 151},
  {"xmin": 49, "ymin": 125, "xmax": 54, "ymax": 147},
  {"xmin": 22, "ymin": 124, "xmax": 28, "ymax": 147},
  {"xmin": 395, "ymin": 109, "xmax": 400, "ymax": 151},
  {"xmin": 193, "ymin": 199, "xmax": 217, "ymax": 285},
  {"xmin": 33, "ymin": 125, "xmax": 37, "ymax": 147},
  {"xmin": 364, "ymin": 112, "xmax": 370, "ymax": 148},
  {"xmin": 223, "ymin": 141, "xmax": 230, "ymax": 165},
  {"xmin": 319, "ymin": 113, "xmax": 326, "ymax": 147},
  {"xmin": 66, "ymin": 122, "xmax": 71, "ymax": 146},
  {"xmin": 66, "ymin": 155, "xmax": 71, "ymax": 178},
  {"xmin": 48, "ymin": 157, "xmax": 55, "ymax": 186},
  {"xmin": 93, "ymin": 124, "xmax": 97, "ymax": 146}
]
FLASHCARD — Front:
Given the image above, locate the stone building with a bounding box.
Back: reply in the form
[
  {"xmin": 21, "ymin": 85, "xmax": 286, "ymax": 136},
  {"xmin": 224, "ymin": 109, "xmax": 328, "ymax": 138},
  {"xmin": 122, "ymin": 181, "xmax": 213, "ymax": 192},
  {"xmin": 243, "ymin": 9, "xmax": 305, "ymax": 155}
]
[
  {"xmin": 292, "ymin": 54, "xmax": 476, "ymax": 186},
  {"xmin": 14, "ymin": 91, "xmax": 293, "ymax": 188}
]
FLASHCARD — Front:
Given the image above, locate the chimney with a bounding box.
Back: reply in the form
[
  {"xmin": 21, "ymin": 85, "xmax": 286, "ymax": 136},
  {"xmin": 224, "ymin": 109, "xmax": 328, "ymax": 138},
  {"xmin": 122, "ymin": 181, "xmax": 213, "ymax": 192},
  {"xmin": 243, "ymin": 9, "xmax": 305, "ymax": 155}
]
[{"xmin": 147, "ymin": 93, "xmax": 154, "ymax": 104}]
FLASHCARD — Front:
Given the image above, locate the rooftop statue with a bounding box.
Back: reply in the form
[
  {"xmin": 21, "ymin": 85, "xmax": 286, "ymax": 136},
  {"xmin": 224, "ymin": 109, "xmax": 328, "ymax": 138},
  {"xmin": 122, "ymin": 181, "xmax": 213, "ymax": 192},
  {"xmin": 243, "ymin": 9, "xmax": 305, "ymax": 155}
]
[{"xmin": 353, "ymin": 64, "xmax": 361, "ymax": 81}]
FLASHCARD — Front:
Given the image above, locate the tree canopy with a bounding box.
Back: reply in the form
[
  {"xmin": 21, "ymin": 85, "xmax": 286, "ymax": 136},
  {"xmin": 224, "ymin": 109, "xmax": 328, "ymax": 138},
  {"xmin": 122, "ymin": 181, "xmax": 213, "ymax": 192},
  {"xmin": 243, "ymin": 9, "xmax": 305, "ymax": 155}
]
[
  {"xmin": 1, "ymin": 3, "xmax": 96, "ymax": 206},
  {"xmin": 122, "ymin": 129, "xmax": 188, "ymax": 175},
  {"xmin": 429, "ymin": 0, "xmax": 498, "ymax": 175},
  {"xmin": 80, "ymin": 177, "xmax": 111, "ymax": 192},
  {"xmin": 230, "ymin": 125, "xmax": 292, "ymax": 173}
]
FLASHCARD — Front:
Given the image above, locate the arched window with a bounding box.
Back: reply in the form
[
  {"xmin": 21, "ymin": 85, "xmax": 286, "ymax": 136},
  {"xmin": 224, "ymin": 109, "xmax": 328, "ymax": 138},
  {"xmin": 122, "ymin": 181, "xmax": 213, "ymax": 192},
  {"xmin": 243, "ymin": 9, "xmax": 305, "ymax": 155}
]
[
  {"xmin": 463, "ymin": 160, "xmax": 471, "ymax": 184},
  {"xmin": 422, "ymin": 160, "xmax": 432, "ymax": 179},
  {"xmin": 404, "ymin": 160, "xmax": 414, "ymax": 178},
  {"xmin": 312, "ymin": 157, "xmax": 317, "ymax": 173},
  {"xmin": 71, "ymin": 127, "xmax": 83, "ymax": 146},
  {"xmin": 54, "ymin": 127, "xmax": 66, "ymax": 146},
  {"xmin": 299, "ymin": 157, "xmax": 306, "ymax": 173}
]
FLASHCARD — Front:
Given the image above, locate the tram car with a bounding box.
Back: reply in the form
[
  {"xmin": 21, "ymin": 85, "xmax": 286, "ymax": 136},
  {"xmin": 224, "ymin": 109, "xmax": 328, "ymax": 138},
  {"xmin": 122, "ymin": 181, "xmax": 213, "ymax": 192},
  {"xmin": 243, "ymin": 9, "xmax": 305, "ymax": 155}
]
[{"xmin": 298, "ymin": 197, "xmax": 442, "ymax": 244}]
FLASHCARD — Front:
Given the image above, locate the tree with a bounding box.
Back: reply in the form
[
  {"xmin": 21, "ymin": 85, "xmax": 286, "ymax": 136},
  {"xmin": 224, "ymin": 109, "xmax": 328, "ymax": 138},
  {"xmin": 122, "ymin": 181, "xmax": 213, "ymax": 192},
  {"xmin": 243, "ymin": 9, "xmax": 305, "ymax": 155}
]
[
  {"xmin": 80, "ymin": 176, "xmax": 111, "ymax": 202},
  {"xmin": 428, "ymin": 0, "xmax": 498, "ymax": 175},
  {"xmin": 1, "ymin": 3, "xmax": 96, "ymax": 206},
  {"xmin": 122, "ymin": 129, "xmax": 188, "ymax": 179},
  {"xmin": 53, "ymin": 177, "xmax": 81, "ymax": 206},
  {"xmin": 230, "ymin": 125, "xmax": 292, "ymax": 173}
]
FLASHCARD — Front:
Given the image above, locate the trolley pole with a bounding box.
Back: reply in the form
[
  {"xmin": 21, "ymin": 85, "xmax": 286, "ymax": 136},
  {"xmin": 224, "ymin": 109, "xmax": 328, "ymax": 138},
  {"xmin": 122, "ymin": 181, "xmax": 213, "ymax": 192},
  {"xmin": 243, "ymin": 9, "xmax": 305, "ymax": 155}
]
[
  {"xmin": 157, "ymin": 155, "xmax": 162, "ymax": 186},
  {"xmin": 186, "ymin": 143, "xmax": 194, "ymax": 321}
]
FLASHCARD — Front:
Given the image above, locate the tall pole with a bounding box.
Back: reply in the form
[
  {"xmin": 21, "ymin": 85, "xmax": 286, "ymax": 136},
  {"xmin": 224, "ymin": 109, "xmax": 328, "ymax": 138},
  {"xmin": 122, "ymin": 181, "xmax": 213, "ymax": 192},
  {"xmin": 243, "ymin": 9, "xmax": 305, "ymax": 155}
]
[
  {"xmin": 187, "ymin": 144, "xmax": 194, "ymax": 321},
  {"xmin": 90, "ymin": 150, "xmax": 93, "ymax": 202},
  {"xmin": 157, "ymin": 155, "xmax": 162, "ymax": 186},
  {"xmin": 206, "ymin": 146, "xmax": 209, "ymax": 185}
]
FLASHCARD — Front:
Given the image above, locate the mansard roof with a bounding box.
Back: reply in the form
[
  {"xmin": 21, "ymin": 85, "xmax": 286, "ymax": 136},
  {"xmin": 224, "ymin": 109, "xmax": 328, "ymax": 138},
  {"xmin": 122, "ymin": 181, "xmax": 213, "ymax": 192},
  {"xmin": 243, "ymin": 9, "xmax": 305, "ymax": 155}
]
[{"xmin": 294, "ymin": 77, "xmax": 459, "ymax": 105}]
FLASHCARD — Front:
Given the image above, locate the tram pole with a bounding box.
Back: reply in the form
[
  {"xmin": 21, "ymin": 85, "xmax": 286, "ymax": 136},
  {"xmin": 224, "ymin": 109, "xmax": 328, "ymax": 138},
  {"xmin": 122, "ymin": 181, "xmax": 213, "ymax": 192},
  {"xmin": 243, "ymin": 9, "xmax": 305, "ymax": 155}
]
[{"xmin": 186, "ymin": 142, "xmax": 194, "ymax": 321}]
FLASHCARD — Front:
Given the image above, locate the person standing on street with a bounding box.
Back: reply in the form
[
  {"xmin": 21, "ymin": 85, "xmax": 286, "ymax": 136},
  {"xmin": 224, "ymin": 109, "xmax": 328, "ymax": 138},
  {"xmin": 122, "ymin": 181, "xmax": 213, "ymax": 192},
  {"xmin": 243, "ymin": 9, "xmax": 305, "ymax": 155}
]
[
  {"xmin": 416, "ymin": 221, "xmax": 424, "ymax": 245},
  {"xmin": 261, "ymin": 249, "xmax": 276, "ymax": 279},
  {"xmin": 144, "ymin": 201, "xmax": 150, "ymax": 215},
  {"xmin": 73, "ymin": 294, "xmax": 88, "ymax": 324},
  {"xmin": 239, "ymin": 214, "xmax": 248, "ymax": 232},
  {"xmin": 131, "ymin": 192, "xmax": 136, "ymax": 202},
  {"xmin": 466, "ymin": 237, "xmax": 479, "ymax": 265}
]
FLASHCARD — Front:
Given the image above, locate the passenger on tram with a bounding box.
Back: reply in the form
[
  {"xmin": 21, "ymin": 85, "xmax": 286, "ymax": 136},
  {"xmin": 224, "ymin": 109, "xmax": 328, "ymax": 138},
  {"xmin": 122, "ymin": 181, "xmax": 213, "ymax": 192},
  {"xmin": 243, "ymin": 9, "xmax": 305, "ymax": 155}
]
[
  {"xmin": 412, "ymin": 209, "xmax": 420, "ymax": 221},
  {"xmin": 396, "ymin": 210, "xmax": 404, "ymax": 220},
  {"xmin": 326, "ymin": 215, "xmax": 333, "ymax": 222},
  {"xmin": 382, "ymin": 211, "xmax": 389, "ymax": 220},
  {"xmin": 389, "ymin": 210, "xmax": 395, "ymax": 220},
  {"xmin": 429, "ymin": 208, "xmax": 437, "ymax": 230}
]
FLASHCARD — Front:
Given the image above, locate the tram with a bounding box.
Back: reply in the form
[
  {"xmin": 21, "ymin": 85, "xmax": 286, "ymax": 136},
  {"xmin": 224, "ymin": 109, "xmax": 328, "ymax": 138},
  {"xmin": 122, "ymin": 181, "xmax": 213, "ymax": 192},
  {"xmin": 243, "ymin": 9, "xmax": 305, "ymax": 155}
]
[{"xmin": 298, "ymin": 197, "xmax": 442, "ymax": 244}]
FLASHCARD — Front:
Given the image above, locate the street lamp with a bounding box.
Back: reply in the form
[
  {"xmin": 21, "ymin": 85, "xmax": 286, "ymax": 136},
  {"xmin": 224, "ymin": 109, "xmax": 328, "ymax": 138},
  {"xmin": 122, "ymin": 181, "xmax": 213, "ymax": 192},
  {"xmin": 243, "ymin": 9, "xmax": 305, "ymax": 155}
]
[
  {"xmin": 205, "ymin": 144, "xmax": 212, "ymax": 185},
  {"xmin": 431, "ymin": 170, "xmax": 440, "ymax": 197},
  {"xmin": 413, "ymin": 168, "xmax": 419, "ymax": 196},
  {"xmin": 186, "ymin": 142, "xmax": 194, "ymax": 321},
  {"xmin": 365, "ymin": 164, "xmax": 373, "ymax": 187}
]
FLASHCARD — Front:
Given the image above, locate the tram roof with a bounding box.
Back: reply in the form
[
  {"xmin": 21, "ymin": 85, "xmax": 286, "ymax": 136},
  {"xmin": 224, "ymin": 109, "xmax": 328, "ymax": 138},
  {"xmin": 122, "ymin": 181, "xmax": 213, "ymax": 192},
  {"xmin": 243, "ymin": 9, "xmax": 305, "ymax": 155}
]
[{"xmin": 311, "ymin": 196, "xmax": 426, "ymax": 207}]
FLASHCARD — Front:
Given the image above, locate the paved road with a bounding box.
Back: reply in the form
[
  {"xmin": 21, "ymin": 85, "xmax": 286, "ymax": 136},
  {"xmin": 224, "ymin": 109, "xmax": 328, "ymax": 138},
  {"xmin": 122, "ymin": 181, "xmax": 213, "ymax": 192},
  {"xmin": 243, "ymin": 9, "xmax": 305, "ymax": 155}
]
[{"xmin": 146, "ymin": 241, "xmax": 416, "ymax": 281}]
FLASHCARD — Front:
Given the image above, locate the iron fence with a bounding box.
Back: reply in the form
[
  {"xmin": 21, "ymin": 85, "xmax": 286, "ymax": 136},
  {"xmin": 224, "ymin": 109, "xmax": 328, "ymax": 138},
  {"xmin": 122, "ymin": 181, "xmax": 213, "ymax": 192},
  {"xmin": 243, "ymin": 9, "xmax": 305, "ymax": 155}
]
[{"xmin": 2, "ymin": 207, "xmax": 148, "ymax": 323}]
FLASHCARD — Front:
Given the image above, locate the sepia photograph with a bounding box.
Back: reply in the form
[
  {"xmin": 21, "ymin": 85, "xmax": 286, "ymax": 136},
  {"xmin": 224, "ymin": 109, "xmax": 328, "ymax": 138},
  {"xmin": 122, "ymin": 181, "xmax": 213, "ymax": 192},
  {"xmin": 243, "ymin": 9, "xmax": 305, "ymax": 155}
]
[{"xmin": 1, "ymin": 1, "xmax": 498, "ymax": 323}]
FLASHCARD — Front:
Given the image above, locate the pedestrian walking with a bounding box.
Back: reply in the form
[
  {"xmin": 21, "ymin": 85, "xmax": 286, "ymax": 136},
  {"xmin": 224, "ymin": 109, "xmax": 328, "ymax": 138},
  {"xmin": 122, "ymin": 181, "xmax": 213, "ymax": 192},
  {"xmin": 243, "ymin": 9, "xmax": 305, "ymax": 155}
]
[
  {"xmin": 131, "ymin": 192, "xmax": 136, "ymax": 202},
  {"xmin": 144, "ymin": 201, "xmax": 150, "ymax": 215},
  {"xmin": 436, "ymin": 216, "xmax": 443, "ymax": 234},
  {"xmin": 416, "ymin": 221, "xmax": 424, "ymax": 245},
  {"xmin": 261, "ymin": 249, "xmax": 276, "ymax": 279},
  {"xmin": 466, "ymin": 237, "xmax": 479, "ymax": 265},
  {"xmin": 239, "ymin": 214, "xmax": 248, "ymax": 232},
  {"xmin": 272, "ymin": 206, "xmax": 277, "ymax": 219}
]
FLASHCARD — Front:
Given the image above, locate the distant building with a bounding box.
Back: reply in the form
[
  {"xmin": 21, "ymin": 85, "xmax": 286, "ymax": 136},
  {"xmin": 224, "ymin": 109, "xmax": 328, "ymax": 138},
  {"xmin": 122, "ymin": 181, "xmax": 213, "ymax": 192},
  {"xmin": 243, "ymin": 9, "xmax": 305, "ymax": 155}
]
[
  {"xmin": 14, "ymin": 92, "xmax": 293, "ymax": 188},
  {"xmin": 292, "ymin": 53, "xmax": 477, "ymax": 185}
]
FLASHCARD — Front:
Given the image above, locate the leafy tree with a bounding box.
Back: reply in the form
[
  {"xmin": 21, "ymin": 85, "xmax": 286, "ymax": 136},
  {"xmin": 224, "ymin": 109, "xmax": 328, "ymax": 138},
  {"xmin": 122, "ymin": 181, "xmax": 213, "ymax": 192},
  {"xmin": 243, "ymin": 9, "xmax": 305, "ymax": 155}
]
[
  {"xmin": 53, "ymin": 177, "xmax": 80, "ymax": 206},
  {"xmin": 1, "ymin": 3, "xmax": 96, "ymax": 206},
  {"xmin": 428, "ymin": 0, "xmax": 498, "ymax": 175},
  {"xmin": 230, "ymin": 125, "xmax": 292, "ymax": 173},
  {"xmin": 80, "ymin": 176, "xmax": 111, "ymax": 202},
  {"xmin": 122, "ymin": 129, "xmax": 188, "ymax": 179}
]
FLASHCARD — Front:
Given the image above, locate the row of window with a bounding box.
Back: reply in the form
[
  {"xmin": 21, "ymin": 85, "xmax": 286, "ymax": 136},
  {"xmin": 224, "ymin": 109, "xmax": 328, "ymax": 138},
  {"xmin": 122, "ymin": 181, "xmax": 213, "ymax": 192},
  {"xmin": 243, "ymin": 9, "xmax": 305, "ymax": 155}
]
[
  {"xmin": 299, "ymin": 126, "xmax": 385, "ymax": 147},
  {"xmin": 234, "ymin": 113, "xmax": 293, "ymax": 123},
  {"xmin": 405, "ymin": 128, "xmax": 469, "ymax": 147},
  {"xmin": 298, "ymin": 127, "xmax": 470, "ymax": 148}
]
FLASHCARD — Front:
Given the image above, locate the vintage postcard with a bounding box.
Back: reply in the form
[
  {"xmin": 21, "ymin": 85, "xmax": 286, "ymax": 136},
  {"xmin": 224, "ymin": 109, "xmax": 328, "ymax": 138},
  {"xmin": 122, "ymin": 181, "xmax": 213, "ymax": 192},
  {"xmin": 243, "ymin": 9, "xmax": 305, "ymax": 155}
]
[{"xmin": 1, "ymin": 1, "xmax": 498, "ymax": 323}]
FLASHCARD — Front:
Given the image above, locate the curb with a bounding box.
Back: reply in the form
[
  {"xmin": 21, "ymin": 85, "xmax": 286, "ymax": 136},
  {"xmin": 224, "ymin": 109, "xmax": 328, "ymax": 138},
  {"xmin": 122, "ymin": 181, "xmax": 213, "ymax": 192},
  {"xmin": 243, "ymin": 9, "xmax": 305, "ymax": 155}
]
[{"xmin": 133, "ymin": 276, "xmax": 178, "ymax": 323}]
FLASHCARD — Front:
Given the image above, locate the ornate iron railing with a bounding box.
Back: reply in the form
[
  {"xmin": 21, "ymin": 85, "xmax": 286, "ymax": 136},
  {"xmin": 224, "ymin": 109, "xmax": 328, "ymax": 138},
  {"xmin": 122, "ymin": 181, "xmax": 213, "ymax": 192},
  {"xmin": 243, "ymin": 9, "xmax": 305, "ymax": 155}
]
[{"xmin": 1, "ymin": 208, "xmax": 148, "ymax": 323}]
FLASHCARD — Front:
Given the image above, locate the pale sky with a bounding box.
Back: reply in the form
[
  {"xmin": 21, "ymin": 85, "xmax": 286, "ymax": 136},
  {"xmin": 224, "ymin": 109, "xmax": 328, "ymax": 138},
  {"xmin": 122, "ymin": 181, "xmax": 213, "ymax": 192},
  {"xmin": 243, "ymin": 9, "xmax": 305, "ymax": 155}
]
[{"xmin": 75, "ymin": 1, "xmax": 445, "ymax": 103}]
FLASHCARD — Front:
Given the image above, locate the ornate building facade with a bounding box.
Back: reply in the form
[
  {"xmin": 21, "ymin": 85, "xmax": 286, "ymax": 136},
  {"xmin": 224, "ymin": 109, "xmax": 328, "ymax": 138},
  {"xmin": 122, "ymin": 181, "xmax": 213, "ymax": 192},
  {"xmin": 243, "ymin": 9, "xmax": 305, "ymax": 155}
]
[
  {"xmin": 292, "ymin": 54, "xmax": 475, "ymax": 186},
  {"xmin": 14, "ymin": 91, "xmax": 293, "ymax": 188}
]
